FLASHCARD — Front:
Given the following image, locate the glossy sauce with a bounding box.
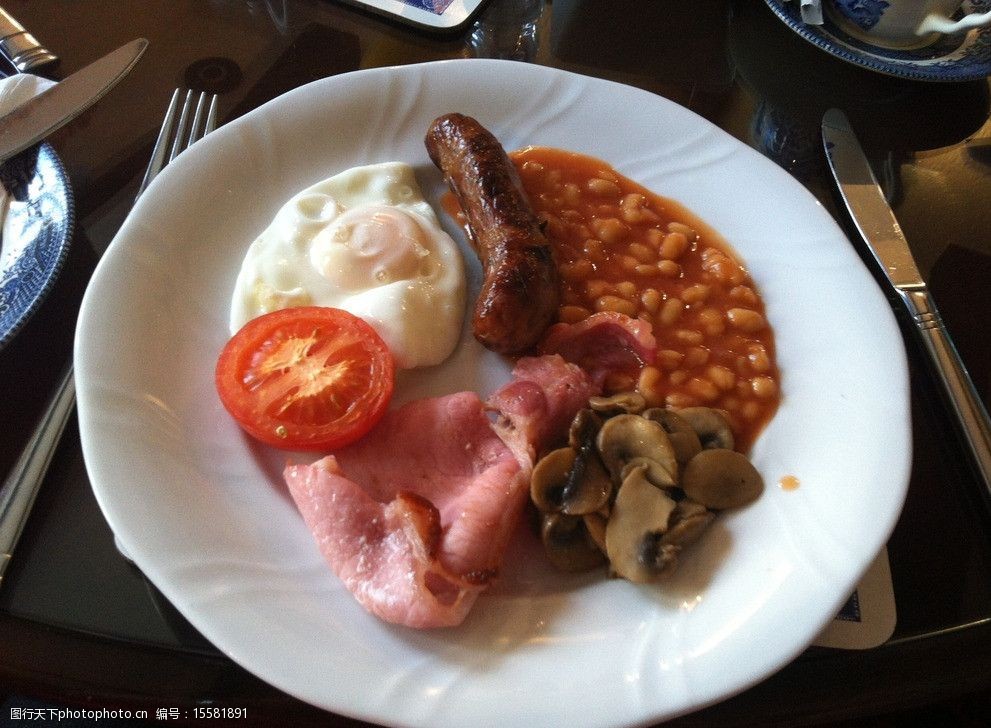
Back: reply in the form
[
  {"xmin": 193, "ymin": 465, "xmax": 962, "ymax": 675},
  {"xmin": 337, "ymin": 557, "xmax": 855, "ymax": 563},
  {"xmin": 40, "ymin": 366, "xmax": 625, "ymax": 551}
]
[{"xmin": 442, "ymin": 146, "xmax": 781, "ymax": 451}]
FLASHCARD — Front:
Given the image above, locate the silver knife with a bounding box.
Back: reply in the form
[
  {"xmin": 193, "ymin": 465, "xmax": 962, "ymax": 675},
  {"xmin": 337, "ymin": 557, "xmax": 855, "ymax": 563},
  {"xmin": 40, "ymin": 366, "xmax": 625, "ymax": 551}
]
[
  {"xmin": 0, "ymin": 37, "xmax": 147, "ymax": 164},
  {"xmin": 822, "ymin": 107, "xmax": 991, "ymax": 501},
  {"xmin": 0, "ymin": 6, "xmax": 58, "ymax": 72}
]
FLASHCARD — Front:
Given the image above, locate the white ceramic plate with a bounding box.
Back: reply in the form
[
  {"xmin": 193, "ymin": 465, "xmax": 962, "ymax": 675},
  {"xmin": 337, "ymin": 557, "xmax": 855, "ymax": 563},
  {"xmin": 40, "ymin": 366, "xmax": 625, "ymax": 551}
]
[{"xmin": 75, "ymin": 60, "xmax": 911, "ymax": 728}]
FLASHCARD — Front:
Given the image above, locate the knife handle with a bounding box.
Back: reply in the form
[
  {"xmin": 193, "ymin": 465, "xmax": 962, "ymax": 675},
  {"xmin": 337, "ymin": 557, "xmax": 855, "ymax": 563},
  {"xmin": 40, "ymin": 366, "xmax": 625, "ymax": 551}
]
[
  {"xmin": 0, "ymin": 365, "xmax": 75, "ymax": 586},
  {"xmin": 900, "ymin": 288, "xmax": 991, "ymax": 499},
  {"xmin": 0, "ymin": 6, "xmax": 58, "ymax": 72}
]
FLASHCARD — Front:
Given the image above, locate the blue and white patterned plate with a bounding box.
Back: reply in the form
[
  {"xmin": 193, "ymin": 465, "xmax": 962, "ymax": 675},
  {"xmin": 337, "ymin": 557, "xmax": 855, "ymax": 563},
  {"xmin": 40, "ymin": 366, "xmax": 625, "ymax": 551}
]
[
  {"xmin": 764, "ymin": 0, "xmax": 991, "ymax": 82},
  {"xmin": 0, "ymin": 142, "xmax": 74, "ymax": 351}
]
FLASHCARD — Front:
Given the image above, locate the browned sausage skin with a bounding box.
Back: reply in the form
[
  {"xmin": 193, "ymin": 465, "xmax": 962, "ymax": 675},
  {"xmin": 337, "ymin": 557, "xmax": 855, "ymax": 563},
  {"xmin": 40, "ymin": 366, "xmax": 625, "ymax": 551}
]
[{"xmin": 425, "ymin": 113, "xmax": 560, "ymax": 355}]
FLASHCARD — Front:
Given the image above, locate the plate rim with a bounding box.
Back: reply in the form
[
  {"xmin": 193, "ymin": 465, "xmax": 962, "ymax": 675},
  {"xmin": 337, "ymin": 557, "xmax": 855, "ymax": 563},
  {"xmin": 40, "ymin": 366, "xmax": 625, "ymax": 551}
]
[
  {"xmin": 763, "ymin": 0, "xmax": 991, "ymax": 82},
  {"xmin": 0, "ymin": 142, "xmax": 75, "ymax": 351}
]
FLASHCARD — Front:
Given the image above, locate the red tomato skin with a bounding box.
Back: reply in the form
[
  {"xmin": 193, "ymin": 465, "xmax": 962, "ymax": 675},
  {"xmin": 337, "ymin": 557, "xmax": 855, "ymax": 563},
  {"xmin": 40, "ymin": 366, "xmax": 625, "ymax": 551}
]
[{"xmin": 215, "ymin": 307, "xmax": 395, "ymax": 451}]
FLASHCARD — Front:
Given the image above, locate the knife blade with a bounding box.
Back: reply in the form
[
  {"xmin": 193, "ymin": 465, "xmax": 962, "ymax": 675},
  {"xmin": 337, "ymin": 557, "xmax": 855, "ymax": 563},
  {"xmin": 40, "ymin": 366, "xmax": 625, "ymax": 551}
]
[
  {"xmin": 822, "ymin": 107, "xmax": 991, "ymax": 503},
  {"xmin": 0, "ymin": 37, "xmax": 147, "ymax": 164}
]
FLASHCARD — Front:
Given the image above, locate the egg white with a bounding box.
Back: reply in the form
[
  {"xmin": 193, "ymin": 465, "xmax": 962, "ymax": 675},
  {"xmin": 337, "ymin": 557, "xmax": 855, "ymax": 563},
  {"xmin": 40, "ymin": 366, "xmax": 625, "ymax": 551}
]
[{"xmin": 229, "ymin": 162, "xmax": 466, "ymax": 369}]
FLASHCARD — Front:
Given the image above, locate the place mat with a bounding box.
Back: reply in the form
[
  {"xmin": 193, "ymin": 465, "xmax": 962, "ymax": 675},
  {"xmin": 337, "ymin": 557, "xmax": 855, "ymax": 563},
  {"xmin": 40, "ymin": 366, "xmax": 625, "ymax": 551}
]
[{"xmin": 813, "ymin": 546, "xmax": 896, "ymax": 649}]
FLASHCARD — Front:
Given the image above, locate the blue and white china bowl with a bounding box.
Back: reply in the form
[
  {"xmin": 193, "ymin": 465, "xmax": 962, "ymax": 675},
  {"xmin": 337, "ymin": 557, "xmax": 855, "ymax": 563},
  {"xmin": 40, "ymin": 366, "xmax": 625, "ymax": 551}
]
[
  {"xmin": 0, "ymin": 143, "xmax": 75, "ymax": 351},
  {"xmin": 764, "ymin": 0, "xmax": 991, "ymax": 81}
]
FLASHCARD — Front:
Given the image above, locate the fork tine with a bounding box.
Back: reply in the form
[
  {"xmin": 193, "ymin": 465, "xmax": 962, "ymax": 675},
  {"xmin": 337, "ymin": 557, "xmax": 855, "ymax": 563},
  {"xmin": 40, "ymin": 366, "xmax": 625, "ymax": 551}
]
[
  {"xmin": 168, "ymin": 90, "xmax": 195, "ymax": 163},
  {"xmin": 136, "ymin": 89, "xmax": 221, "ymax": 202},
  {"xmin": 185, "ymin": 91, "xmax": 209, "ymax": 147},
  {"xmin": 136, "ymin": 88, "xmax": 181, "ymax": 198},
  {"xmin": 204, "ymin": 93, "xmax": 219, "ymax": 136}
]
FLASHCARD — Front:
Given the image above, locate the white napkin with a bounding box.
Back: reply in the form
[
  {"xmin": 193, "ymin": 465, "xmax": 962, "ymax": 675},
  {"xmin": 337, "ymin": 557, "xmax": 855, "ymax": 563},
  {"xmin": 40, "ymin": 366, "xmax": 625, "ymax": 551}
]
[
  {"xmin": 789, "ymin": 0, "xmax": 824, "ymax": 25},
  {"xmin": 0, "ymin": 72, "xmax": 57, "ymax": 113},
  {"xmin": 1, "ymin": 73, "xmax": 57, "ymax": 261}
]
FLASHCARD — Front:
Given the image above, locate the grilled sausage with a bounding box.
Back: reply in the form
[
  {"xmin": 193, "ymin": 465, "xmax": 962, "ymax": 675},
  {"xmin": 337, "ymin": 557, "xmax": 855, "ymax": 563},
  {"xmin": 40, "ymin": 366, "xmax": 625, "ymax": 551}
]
[{"xmin": 425, "ymin": 113, "xmax": 559, "ymax": 355}]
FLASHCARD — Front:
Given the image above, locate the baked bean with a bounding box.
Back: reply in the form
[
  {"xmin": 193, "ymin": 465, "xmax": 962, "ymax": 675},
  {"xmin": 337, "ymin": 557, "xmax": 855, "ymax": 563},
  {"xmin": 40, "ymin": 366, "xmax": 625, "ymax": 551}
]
[
  {"xmin": 641, "ymin": 288, "xmax": 662, "ymax": 313},
  {"xmin": 615, "ymin": 281, "xmax": 638, "ymax": 299},
  {"xmin": 585, "ymin": 279, "xmax": 612, "ymax": 299},
  {"xmin": 727, "ymin": 308, "xmax": 766, "ymax": 333},
  {"xmin": 707, "ymin": 365, "xmax": 736, "ymax": 391},
  {"xmin": 683, "ymin": 346, "xmax": 710, "ymax": 369},
  {"xmin": 646, "ymin": 228, "xmax": 665, "ymax": 247},
  {"xmin": 636, "ymin": 365, "xmax": 665, "ymax": 406},
  {"xmin": 621, "ymin": 255, "xmax": 641, "ymax": 273},
  {"xmin": 558, "ymin": 305, "xmax": 591, "ymax": 324},
  {"xmin": 561, "ymin": 258, "xmax": 594, "ymax": 282},
  {"xmin": 751, "ymin": 376, "xmax": 777, "ymax": 398},
  {"xmin": 583, "ymin": 238, "xmax": 605, "ymax": 260},
  {"xmin": 635, "ymin": 264, "xmax": 658, "ymax": 277},
  {"xmin": 628, "ymin": 242, "xmax": 656, "ymax": 263},
  {"xmin": 562, "ymin": 182, "xmax": 581, "ymax": 207},
  {"xmin": 604, "ymin": 372, "xmax": 635, "ymax": 393},
  {"xmin": 681, "ymin": 283, "xmax": 711, "ymax": 304},
  {"xmin": 687, "ymin": 377, "xmax": 720, "ymax": 402},
  {"xmin": 665, "ymin": 392, "xmax": 697, "ymax": 408},
  {"xmin": 592, "ymin": 217, "xmax": 628, "ymax": 244},
  {"xmin": 587, "ymin": 177, "xmax": 621, "ymax": 196},
  {"xmin": 595, "ymin": 295, "xmax": 638, "ymax": 316},
  {"xmin": 667, "ymin": 221, "xmax": 697, "ymax": 241},
  {"xmin": 622, "ymin": 193, "xmax": 646, "ymax": 209},
  {"xmin": 748, "ymin": 347, "xmax": 772, "ymax": 373},
  {"xmin": 521, "ymin": 160, "xmax": 544, "ymax": 174},
  {"xmin": 621, "ymin": 207, "xmax": 644, "ymax": 224},
  {"xmin": 674, "ymin": 329, "xmax": 704, "ymax": 346},
  {"xmin": 660, "ymin": 232, "xmax": 689, "ymax": 260},
  {"xmin": 656, "ymin": 349, "xmax": 685, "ymax": 370},
  {"xmin": 659, "ymin": 297, "xmax": 683, "ymax": 326},
  {"xmin": 669, "ymin": 371, "xmax": 689, "ymax": 386},
  {"xmin": 730, "ymin": 285, "xmax": 759, "ymax": 306},
  {"xmin": 657, "ymin": 260, "xmax": 681, "ymax": 277},
  {"xmin": 698, "ymin": 307, "xmax": 725, "ymax": 336},
  {"xmin": 702, "ymin": 249, "xmax": 747, "ymax": 286}
]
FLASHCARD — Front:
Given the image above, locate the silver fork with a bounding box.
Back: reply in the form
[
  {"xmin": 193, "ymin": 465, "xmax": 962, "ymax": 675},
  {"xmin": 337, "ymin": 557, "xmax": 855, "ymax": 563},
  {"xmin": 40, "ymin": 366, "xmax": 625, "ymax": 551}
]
[{"xmin": 0, "ymin": 88, "xmax": 219, "ymax": 587}]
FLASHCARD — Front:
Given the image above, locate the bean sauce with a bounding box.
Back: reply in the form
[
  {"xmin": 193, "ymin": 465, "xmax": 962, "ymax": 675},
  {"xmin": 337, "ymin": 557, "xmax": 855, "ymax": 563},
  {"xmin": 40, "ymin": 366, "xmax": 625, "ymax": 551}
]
[{"xmin": 509, "ymin": 147, "xmax": 780, "ymax": 452}]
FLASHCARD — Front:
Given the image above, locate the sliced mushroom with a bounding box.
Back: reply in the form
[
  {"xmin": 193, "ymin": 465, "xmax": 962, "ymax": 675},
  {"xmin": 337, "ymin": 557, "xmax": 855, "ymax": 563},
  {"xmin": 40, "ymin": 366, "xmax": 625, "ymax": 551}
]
[
  {"xmin": 568, "ymin": 408, "xmax": 603, "ymax": 450},
  {"xmin": 530, "ymin": 446, "xmax": 612, "ymax": 516},
  {"xmin": 620, "ymin": 456, "xmax": 676, "ymax": 489},
  {"xmin": 678, "ymin": 407, "xmax": 735, "ymax": 451},
  {"xmin": 681, "ymin": 448, "xmax": 764, "ymax": 510},
  {"xmin": 583, "ymin": 511, "xmax": 608, "ymax": 554},
  {"xmin": 662, "ymin": 499, "xmax": 715, "ymax": 547},
  {"xmin": 605, "ymin": 464, "xmax": 679, "ymax": 582},
  {"xmin": 541, "ymin": 513, "xmax": 607, "ymax": 572},
  {"xmin": 642, "ymin": 408, "xmax": 703, "ymax": 465},
  {"xmin": 596, "ymin": 413, "xmax": 678, "ymax": 487},
  {"xmin": 588, "ymin": 391, "xmax": 647, "ymax": 416}
]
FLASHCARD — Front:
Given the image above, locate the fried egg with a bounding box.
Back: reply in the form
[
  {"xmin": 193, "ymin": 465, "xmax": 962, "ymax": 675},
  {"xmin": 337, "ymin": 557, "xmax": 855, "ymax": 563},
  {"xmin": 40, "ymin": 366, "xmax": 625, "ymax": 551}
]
[{"xmin": 229, "ymin": 162, "xmax": 466, "ymax": 369}]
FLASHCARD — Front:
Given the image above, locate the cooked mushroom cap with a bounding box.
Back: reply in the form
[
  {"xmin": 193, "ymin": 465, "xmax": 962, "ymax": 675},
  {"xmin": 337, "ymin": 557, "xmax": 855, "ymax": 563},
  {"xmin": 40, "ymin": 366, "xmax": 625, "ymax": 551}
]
[
  {"xmin": 583, "ymin": 511, "xmax": 608, "ymax": 554},
  {"xmin": 681, "ymin": 448, "xmax": 764, "ymax": 509},
  {"xmin": 531, "ymin": 446, "xmax": 612, "ymax": 516},
  {"xmin": 662, "ymin": 500, "xmax": 715, "ymax": 547},
  {"xmin": 677, "ymin": 407, "xmax": 735, "ymax": 451},
  {"xmin": 588, "ymin": 391, "xmax": 647, "ymax": 416},
  {"xmin": 605, "ymin": 465, "xmax": 679, "ymax": 583},
  {"xmin": 541, "ymin": 513, "xmax": 607, "ymax": 572},
  {"xmin": 596, "ymin": 413, "xmax": 678, "ymax": 487},
  {"xmin": 643, "ymin": 408, "xmax": 703, "ymax": 465},
  {"xmin": 568, "ymin": 408, "xmax": 603, "ymax": 450}
]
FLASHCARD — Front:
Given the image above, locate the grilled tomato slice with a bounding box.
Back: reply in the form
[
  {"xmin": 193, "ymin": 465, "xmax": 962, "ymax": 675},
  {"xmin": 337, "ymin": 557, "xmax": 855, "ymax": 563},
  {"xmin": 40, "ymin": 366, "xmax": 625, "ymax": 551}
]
[{"xmin": 216, "ymin": 307, "xmax": 395, "ymax": 450}]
